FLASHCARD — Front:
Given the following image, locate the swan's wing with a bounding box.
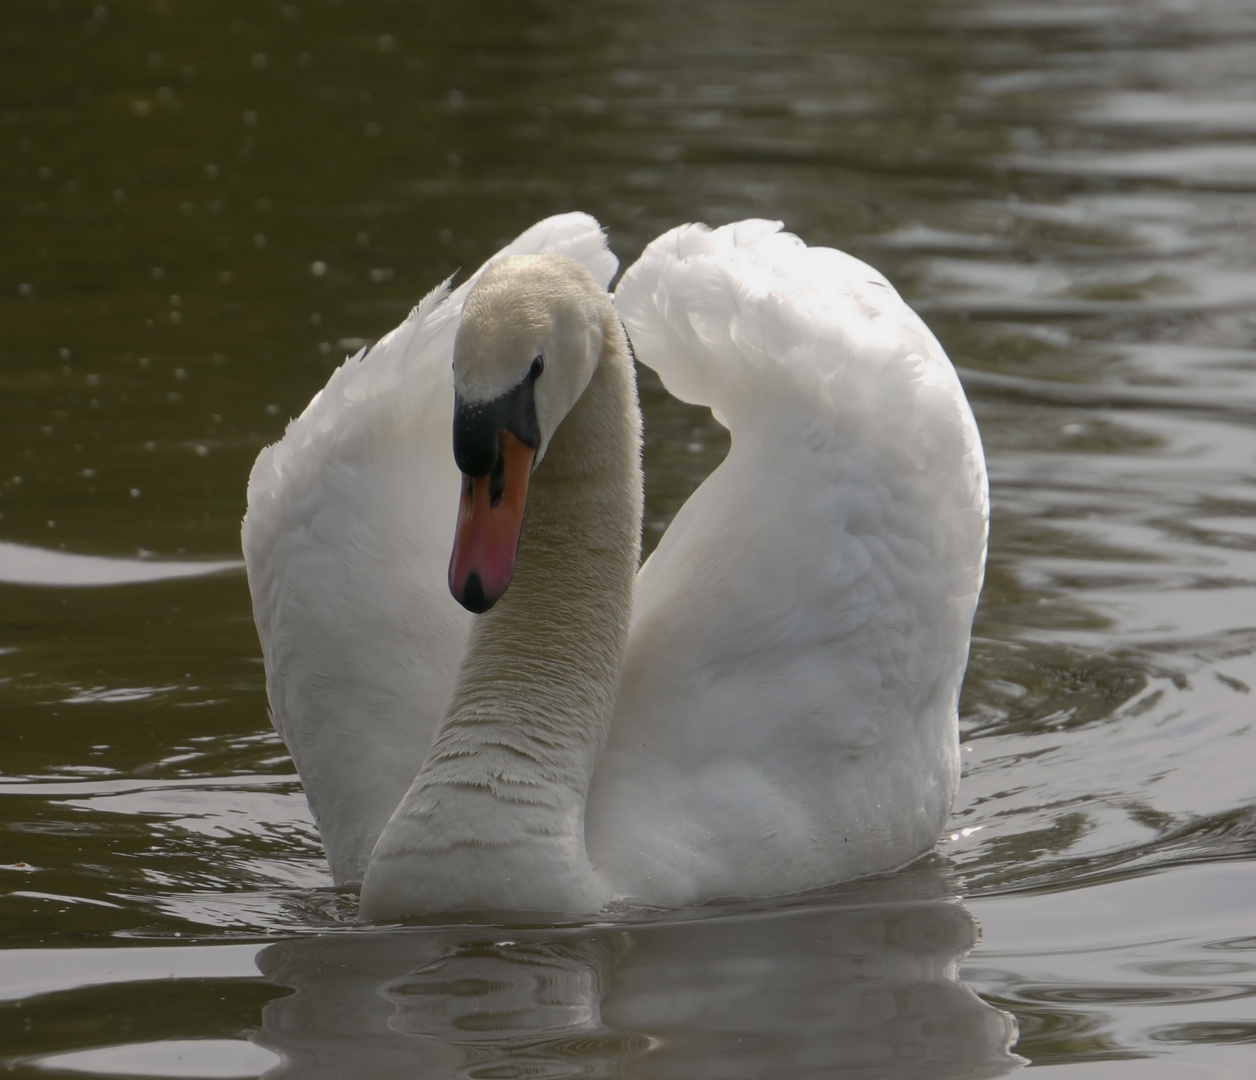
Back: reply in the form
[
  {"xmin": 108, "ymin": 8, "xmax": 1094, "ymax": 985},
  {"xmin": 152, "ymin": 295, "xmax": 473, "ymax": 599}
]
[
  {"xmin": 590, "ymin": 221, "xmax": 989, "ymax": 904},
  {"xmin": 243, "ymin": 213, "xmax": 617, "ymax": 884}
]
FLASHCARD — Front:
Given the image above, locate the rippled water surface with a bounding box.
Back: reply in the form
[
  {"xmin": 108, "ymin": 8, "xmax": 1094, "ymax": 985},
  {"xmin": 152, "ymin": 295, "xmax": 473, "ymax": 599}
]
[{"xmin": 3, "ymin": 0, "xmax": 1255, "ymax": 1076}]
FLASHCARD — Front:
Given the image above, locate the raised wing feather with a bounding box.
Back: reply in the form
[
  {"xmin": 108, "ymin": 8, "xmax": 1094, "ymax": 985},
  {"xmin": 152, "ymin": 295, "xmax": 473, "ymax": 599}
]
[
  {"xmin": 588, "ymin": 221, "xmax": 989, "ymax": 904},
  {"xmin": 243, "ymin": 213, "xmax": 617, "ymax": 884}
]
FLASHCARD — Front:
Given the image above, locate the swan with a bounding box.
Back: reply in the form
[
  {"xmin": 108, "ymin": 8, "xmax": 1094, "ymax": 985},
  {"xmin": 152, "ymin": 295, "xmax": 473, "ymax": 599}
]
[{"xmin": 242, "ymin": 213, "xmax": 988, "ymax": 919}]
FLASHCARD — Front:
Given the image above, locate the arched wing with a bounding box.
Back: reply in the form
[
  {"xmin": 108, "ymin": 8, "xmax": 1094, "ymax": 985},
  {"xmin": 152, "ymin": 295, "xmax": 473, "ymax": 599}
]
[
  {"xmin": 588, "ymin": 221, "xmax": 989, "ymax": 903},
  {"xmin": 242, "ymin": 214, "xmax": 617, "ymax": 883}
]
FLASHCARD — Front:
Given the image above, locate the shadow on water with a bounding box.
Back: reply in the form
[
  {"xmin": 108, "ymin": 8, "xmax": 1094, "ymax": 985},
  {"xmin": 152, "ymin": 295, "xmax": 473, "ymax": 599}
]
[{"xmin": 253, "ymin": 870, "xmax": 1022, "ymax": 1079}]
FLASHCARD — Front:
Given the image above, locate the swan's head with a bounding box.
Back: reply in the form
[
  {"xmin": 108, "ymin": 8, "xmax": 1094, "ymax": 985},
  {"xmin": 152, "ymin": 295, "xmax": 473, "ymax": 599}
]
[{"xmin": 448, "ymin": 254, "xmax": 609, "ymax": 613}]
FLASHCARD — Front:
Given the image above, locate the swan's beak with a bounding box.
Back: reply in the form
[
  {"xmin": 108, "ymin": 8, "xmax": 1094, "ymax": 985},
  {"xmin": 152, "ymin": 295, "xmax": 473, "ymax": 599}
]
[{"xmin": 448, "ymin": 430, "xmax": 535, "ymax": 613}]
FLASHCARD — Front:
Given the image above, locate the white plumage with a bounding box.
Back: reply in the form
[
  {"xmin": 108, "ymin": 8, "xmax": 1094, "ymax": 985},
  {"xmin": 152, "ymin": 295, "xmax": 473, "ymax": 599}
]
[{"xmin": 242, "ymin": 212, "xmax": 988, "ymax": 916}]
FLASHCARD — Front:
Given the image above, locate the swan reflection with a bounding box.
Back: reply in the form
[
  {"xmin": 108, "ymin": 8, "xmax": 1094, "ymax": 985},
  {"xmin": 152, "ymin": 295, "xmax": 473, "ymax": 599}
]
[{"xmin": 255, "ymin": 874, "xmax": 1022, "ymax": 1079}]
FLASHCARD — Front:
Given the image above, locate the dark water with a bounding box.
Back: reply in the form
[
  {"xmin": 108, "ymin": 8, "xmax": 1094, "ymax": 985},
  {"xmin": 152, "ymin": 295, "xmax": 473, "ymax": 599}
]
[{"xmin": 3, "ymin": 0, "xmax": 1256, "ymax": 1076}]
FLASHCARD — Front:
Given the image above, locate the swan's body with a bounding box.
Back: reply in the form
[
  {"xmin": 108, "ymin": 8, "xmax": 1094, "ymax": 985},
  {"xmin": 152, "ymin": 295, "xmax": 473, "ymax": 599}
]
[{"xmin": 242, "ymin": 214, "xmax": 988, "ymax": 918}]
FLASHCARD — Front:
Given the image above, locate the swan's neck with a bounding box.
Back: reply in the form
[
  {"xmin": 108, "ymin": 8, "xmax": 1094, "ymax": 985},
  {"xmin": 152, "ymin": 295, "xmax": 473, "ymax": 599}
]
[{"xmin": 360, "ymin": 318, "xmax": 642, "ymax": 917}]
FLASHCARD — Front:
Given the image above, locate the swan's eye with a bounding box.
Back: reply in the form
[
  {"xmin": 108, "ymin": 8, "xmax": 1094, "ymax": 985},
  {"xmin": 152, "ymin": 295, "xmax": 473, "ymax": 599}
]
[{"xmin": 529, "ymin": 355, "xmax": 544, "ymax": 380}]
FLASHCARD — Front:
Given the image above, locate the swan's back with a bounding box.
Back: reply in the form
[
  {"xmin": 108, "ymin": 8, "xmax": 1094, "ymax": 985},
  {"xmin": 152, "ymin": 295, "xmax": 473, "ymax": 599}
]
[
  {"xmin": 588, "ymin": 221, "xmax": 988, "ymax": 904},
  {"xmin": 243, "ymin": 214, "xmax": 617, "ymax": 884}
]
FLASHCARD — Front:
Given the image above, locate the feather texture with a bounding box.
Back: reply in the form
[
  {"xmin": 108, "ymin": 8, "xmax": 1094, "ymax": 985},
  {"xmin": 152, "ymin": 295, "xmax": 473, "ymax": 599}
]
[{"xmin": 585, "ymin": 221, "xmax": 988, "ymax": 903}]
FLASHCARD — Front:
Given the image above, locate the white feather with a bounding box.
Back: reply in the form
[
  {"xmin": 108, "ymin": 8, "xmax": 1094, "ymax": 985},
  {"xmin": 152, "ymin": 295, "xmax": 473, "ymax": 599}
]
[{"xmin": 587, "ymin": 221, "xmax": 988, "ymax": 903}]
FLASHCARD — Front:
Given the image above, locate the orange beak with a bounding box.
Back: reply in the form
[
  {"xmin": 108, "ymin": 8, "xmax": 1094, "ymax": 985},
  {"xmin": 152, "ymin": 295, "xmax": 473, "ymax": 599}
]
[{"xmin": 448, "ymin": 430, "xmax": 535, "ymax": 613}]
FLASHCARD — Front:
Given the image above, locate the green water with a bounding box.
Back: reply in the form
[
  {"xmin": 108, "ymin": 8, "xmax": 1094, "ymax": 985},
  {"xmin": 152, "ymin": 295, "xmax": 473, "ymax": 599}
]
[{"xmin": 3, "ymin": 1, "xmax": 1256, "ymax": 1077}]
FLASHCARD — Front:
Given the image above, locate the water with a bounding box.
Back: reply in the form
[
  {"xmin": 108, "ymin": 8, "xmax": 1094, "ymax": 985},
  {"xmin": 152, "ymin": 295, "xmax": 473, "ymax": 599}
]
[{"xmin": 2, "ymin": 0, "xmax": 1255, "ymax": 1075}]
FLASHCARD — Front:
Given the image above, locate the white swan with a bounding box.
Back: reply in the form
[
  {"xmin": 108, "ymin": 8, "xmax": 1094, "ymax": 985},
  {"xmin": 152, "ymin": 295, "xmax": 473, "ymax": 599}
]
[{"xmin": 242, "ymin": 213, "xmax": 988, "ymax": 919}]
